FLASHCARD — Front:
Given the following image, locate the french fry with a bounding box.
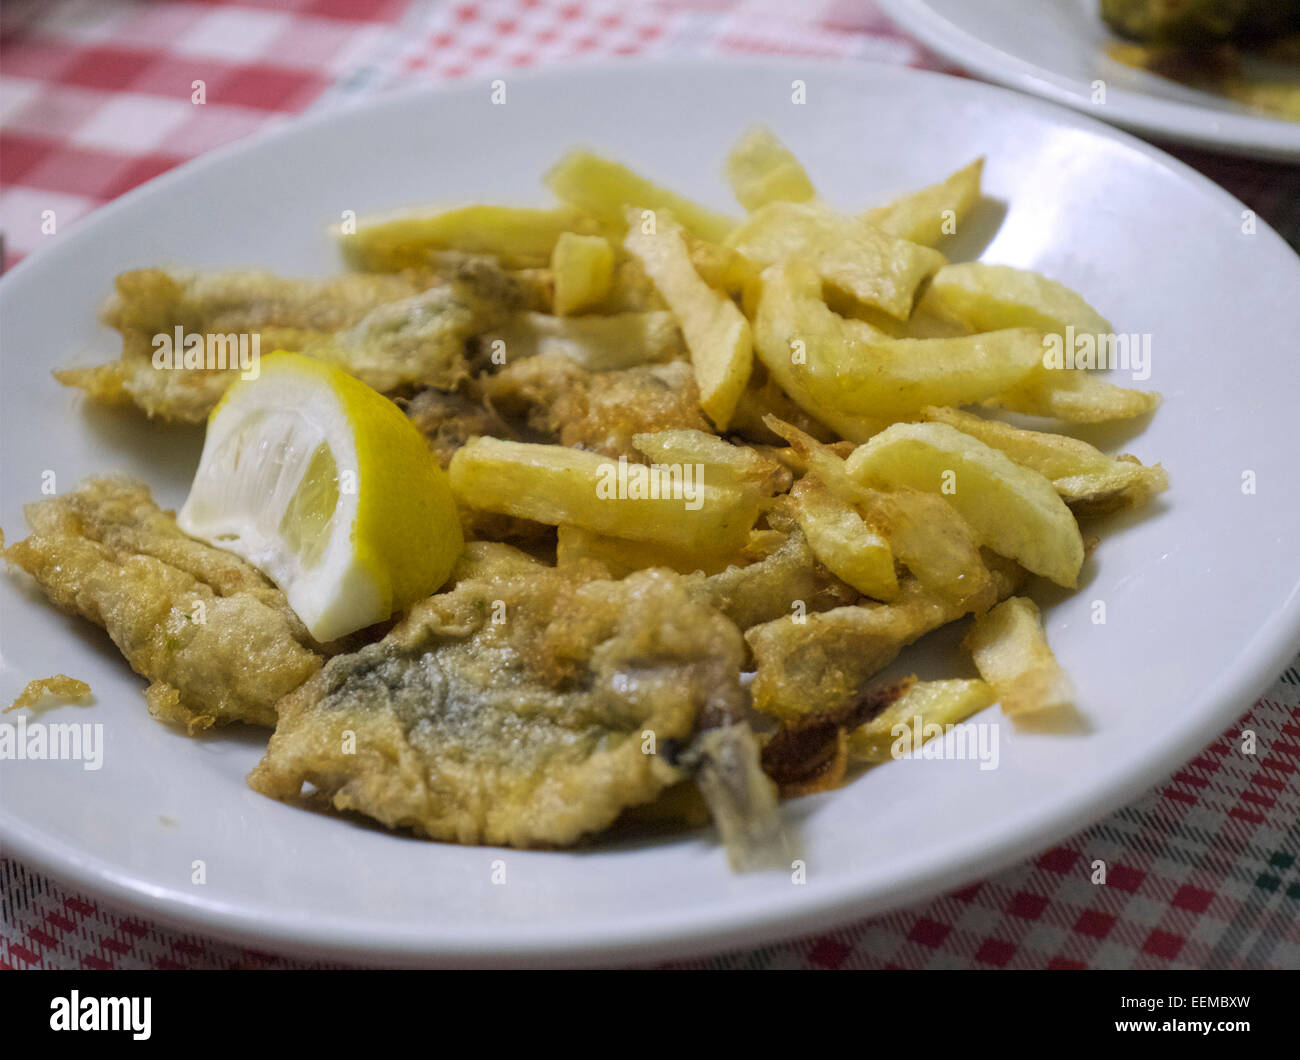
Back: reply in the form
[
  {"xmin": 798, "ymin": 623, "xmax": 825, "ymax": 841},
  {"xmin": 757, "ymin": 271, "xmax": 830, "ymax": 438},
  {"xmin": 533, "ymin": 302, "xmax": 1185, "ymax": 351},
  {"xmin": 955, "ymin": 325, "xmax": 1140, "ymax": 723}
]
[
  {"xmin": 855, "ymin": 489, "xmax": 998, "ymax": 610},
  {"xmin": 544, "ymin": 149, "xmax": 737, "ymax": 243},
  {"xmin": 965, "ymin": 597, "xmax": 1073, "ymax": 718},
  {"xmin": 849, "ymin": 679, "xmax": 996, "ymax": 762},
  {"xmin": 448, "ymin": 436, "xmax": 761, "ymax": 552},
  {"xmin": 844, "ymin": 421, "xmax": 1085, "ymax": 587},
  {"xmin": 920, "ymin": 406, "xmax": 1169, "ymax": 516},
  {"xmin": 683, "ymin": 234, "xmax": 760, "ymax": 297},
  {"xmin": 789, "ymin": 475, "xmax": 899, "ymax": 601},
  {"xmin": 339, "ymin": 204, "xmax": 596, "ymax": 271},
  {"xmin": 725, "ymin": 126, "xmax": 817, "ymax": 211},
  {"xmin": 632, "ymin": 429, "xmax": 785, "ymax": 493},
  {"xmin": 727, "ymin": 202, "xmax": 945, "ymax": 319},
  {"xmin": 624, "ymin": 215, "xmax": 754, "ymax": 429},
  {"xmin": 864, "ymin": 158, "xmax": 984, "ymax": 247},
  {"xmin": 753, "ymin": 261, "xmax": 1043, "ymax": 435},
  {"xmin": 824, "ymin": 289, "xmax": 973, "ymax": 340},
  {"xmin": 551, "ymin": 232, "xmax": 614, "ymax": 315},
  {"xmin": 918, "ymin": 262, "xmax": 1113, "ymax": 338},
  {"xmin": 477, "ymin": 310, "xmax": 684, "ymax": 370},
  {"xmin": 986, "ymin": 368, "xmax": 1162, "ymax": 423},
  {"xmin": 766, "ymin": 417, "xmax": 993, "ymax": 610}
]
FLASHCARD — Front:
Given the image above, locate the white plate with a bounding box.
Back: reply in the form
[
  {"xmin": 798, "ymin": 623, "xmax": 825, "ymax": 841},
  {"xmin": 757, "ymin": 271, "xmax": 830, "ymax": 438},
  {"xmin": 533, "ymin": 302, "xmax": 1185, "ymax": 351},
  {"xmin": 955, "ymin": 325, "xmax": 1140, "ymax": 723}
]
[
  {"xmin": 878, "ymin": 0, "xmax": 1300, "ymax": 161},
  {"xmin": 1, "ymin": 59, "xmax": 1298, "ymax": 968}
]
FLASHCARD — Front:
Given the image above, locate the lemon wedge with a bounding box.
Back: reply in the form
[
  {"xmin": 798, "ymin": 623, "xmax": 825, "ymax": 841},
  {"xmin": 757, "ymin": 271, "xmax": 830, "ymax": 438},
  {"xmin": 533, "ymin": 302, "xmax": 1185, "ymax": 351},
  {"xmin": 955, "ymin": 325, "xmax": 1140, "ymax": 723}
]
[{"xmin": 178, "ymin": 351, "xmax": 462, "ymax": 641}]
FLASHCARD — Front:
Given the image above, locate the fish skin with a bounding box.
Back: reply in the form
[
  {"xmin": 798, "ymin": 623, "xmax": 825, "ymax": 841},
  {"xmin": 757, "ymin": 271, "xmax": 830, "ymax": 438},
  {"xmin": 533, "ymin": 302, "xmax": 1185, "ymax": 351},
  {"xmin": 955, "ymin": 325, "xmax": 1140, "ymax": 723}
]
[
  {"xmin": 248, "ymin": 559, "xmax": 748, "ymax": 848},
  {"xmin": 4, "ymin": 477, "xmax": 325, "ymax": 731}
]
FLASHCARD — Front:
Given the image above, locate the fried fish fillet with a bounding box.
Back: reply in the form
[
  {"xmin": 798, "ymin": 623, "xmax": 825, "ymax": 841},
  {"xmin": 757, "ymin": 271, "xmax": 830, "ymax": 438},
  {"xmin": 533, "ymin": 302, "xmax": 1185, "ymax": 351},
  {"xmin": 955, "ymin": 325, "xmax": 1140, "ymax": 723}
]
[
  {"xmin": 4, "ymin": 477, "xmax": 324, "ymax": 730},
  {"xmin": 57, "ymin": 257, "xmax": 532, "ymax": 423},
  {"xmin": 483, "ymin": 352, "xmax": 711, "ymax": 461},
  {"xmin": 314, "ymin": 278, "xmax": 508, "ymax": 396},
  {"xmin": 56, "ymin": 269, "xmax": 424, "ymax": 422},
  {"xmin": 400, "ymin": 385, "xmax": 514, "ymax": 468},
  {"xmin": 746, "ymin": 553, "xmax": 1025, "ymax": 720},
  {"xmin": 248, "ymin": 561, "xmax": 752, "ymax": 848},
  {"xmin": 696, "ymin": 526, "xmax": 858, "ymax": 630}
]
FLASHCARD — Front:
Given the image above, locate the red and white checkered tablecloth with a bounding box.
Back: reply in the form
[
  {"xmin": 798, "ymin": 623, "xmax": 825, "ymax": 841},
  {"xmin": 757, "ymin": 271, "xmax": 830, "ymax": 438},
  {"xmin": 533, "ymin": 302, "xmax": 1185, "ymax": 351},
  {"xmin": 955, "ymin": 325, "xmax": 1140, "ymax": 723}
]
[{"xmin": 2, "ymin": 0, "xmax": 1299, "ymax": 970}]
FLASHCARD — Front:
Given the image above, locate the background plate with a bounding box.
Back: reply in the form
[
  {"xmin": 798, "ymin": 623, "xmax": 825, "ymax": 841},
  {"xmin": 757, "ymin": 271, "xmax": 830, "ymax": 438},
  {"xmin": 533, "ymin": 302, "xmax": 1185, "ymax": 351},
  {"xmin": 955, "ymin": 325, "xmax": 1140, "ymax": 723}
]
[
  {"xmin": 878, "ymin": 0, "xmax": 1300, "ymax": 162},
  {"xmin": 2, "ymin": 59, "xmax": 1299, "ymax": 966}
]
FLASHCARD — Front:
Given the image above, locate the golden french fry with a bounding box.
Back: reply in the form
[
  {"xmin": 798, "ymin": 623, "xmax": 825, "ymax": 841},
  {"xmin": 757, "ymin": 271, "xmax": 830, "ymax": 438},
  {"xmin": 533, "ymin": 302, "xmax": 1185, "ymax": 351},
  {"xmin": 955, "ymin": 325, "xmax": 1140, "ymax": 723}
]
[
  {"xmin": 766, "ymin": 417, "xmax": 994, "ymax": 610},
  {"xmin": 849, "ymin": 678, "xmax": 996, "ymax": 762},
  {"xmin": 789, "ymin": 475, "xmax": 898, "ymax": 601},
  {"xmin": 683, "ymin": 234, "xmax": 760, "ymax": 297},
  {"xmin": 965, "ymin": 597, "xmax": 1073, "ymax": 718},
  {"xmin": 753, "ymin": 260, "xmax": 1043, "ymax": 436},
  {"xmin": 725, "ymin": 126, "xmax": 817, "ymax": 211},
  {"xmin": 339, "ymin": 204, "xmax": 596, "ymax": 270},
  {"xmin": 986, "ymin": 368, "xmax": 1162, "ymax": 423},
  {"xmin": 856, "ymin": 489, "xmax": 997, "ymax": 610},
  {"xmin": 448, "ymin": 436, "xmax": 761, "ymax": 552},
  {"xmin": 728, "ymin": 202, "xmax": 945, "ymax": 319},
  {"xmin": 632, "ymin": 429, "xmax": 784, "ymax": 492},
  {"xmin": 551, "ymin": 232, "xmax": 614, "ymax": 315},
  {"xmin": 864, "ymin": 158, "xmax": 984, "ymax": 247},
  {"xmin": 824, "ymin": 290, "xmax": 974, "ymax": 341},
  {"xmin": 624, "ymin": 216, "xmax": 753, "ymax": 429},
  {"xmin": 920, "ymin": 406, "xmax": 1169, "ymax": 516},
  {"xmin": 544, "ymin": 149, "xmax": 737, "ymax": 243},
  {"xmin": 845, "ymin": 421, "xmax": 1084, "ymax": 587},
  {"xmin": 919, "ymin": 262, "xmax": 1113, "ymax": 338}
]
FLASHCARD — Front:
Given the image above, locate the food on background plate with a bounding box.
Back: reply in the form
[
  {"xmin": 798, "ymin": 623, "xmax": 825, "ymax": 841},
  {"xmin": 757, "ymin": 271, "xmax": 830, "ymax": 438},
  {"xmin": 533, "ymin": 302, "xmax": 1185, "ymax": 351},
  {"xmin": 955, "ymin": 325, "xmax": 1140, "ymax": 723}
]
[
  {"xmin": 1100, "ymin": 0, "xmax": 1300, "ymax": 121},
  {"xmin": 7, "ymin": 127, "xmax": 1167, "ymax": 865},
  {"xmin": 1101, "ymin": 0, "xmax": 1300, "ymax": 47}
]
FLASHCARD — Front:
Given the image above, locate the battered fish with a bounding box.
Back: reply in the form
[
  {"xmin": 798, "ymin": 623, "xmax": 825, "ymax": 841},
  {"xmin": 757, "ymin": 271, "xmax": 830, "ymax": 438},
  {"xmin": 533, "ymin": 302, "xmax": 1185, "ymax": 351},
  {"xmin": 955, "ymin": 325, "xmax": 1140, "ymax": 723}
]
[
  {"xmin": 56, "ymin": 256, "xmax": 533, "ymax": 423},
  {"xmin": 4, "ymin": 477, "xmax": 325, "ymax": 730},
  {"xmin": 484, "ymin": 352, "xmax": 712, "ymax": 461},
  {"xmin": 400, "ymin": 385, "xmax": 514, "ymax": 468},
  {"xmin": 248, "ymin": 560, "xmax": 761, "ymax": 848},
  {"xmin": 746, "ymin": 553, "xmax": 1025, "ymax": 720},
  {"xmin": 696, "ymin": 523, "xmax": 859, "ymax": 631}
]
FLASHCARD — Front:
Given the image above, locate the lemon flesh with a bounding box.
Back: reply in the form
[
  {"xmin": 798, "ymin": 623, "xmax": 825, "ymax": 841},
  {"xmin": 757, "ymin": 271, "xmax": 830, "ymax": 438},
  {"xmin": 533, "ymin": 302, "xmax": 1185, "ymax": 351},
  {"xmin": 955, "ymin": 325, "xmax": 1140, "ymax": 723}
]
[{"xmin": 178, "ymin": 351, "xmax": 462, "ymax": 641}]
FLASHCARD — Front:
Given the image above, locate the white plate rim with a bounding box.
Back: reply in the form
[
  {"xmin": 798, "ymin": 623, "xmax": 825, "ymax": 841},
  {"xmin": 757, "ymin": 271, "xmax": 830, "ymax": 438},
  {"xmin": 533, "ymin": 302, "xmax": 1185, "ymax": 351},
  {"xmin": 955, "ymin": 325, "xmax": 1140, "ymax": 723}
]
[
  {"xmin": 876, "ymin": 0, "xmax": 1300, "ymax": 162},
  {"xmin": 1, "ymin": 56, "xmax": 1299, "ymax": 966}
]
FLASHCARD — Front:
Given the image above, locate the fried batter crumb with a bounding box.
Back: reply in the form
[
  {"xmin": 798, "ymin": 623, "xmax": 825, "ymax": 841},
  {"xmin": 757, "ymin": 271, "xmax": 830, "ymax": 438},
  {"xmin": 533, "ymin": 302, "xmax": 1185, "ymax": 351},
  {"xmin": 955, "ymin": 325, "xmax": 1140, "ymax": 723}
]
[{"xmin": 6, "ymin": 675, "xmax": 92, "ymax": 714}]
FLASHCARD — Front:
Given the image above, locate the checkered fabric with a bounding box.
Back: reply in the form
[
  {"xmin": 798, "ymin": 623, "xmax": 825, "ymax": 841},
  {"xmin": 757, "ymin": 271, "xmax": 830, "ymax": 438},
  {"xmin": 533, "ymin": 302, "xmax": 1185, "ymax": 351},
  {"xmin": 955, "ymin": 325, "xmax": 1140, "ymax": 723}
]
[{"xmin": 2, "ymin": 0, "xmax": 1298, "ymax": 970}]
